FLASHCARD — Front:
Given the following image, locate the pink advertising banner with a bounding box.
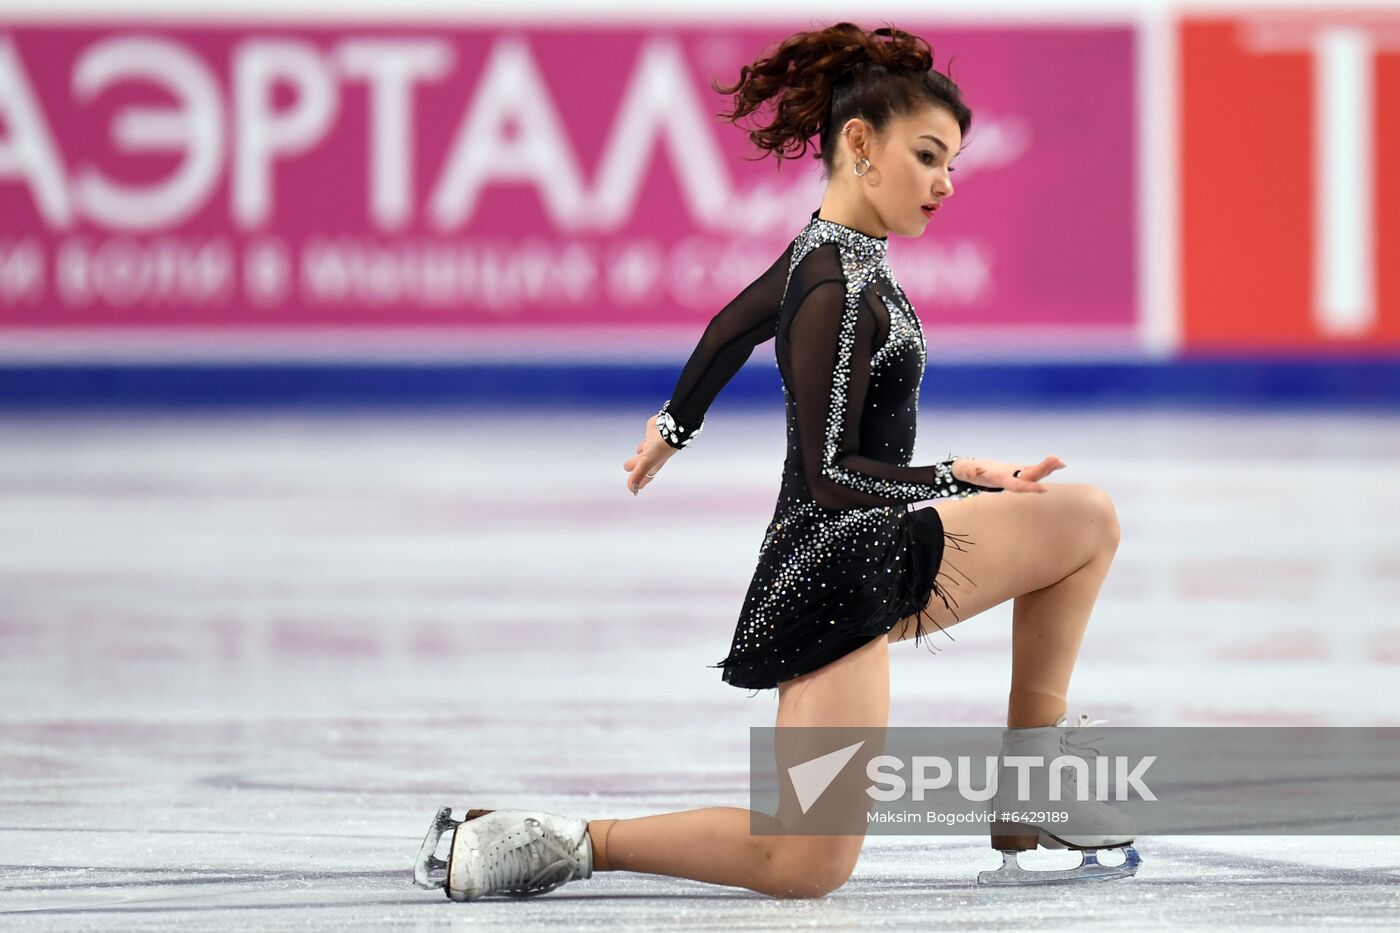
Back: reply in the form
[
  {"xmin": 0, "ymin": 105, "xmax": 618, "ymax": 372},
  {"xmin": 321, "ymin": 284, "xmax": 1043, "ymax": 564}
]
[{"xmin": 0, "ymin": 24, "xmax": 1136, "ymax": 358}]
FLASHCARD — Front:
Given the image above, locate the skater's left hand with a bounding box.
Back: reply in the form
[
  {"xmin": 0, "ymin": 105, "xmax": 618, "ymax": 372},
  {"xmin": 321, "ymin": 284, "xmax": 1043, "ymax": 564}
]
[
  {"xmin": 623, "ymin": 415, "xmax": 677, "ymax": 496},
  {"xmin": 954, "ymin": 456, "xmax": 1066, "ymax": 493}
]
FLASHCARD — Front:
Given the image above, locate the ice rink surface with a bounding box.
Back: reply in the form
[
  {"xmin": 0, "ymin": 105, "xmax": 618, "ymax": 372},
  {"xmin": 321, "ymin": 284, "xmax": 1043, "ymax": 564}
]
[{"xmin": 2, "ymin": 406, "xmax": 1399, "ymax": 930}]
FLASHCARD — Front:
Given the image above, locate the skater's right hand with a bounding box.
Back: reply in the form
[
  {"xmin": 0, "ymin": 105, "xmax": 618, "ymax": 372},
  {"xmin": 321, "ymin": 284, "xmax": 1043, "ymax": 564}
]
[
  {"xmin": 953, "ymin": 456, "xmax": 1066, "ymax": 493},
  {"xmin": 623, "ymin": 415, "xmax": 677, "ymax": 496}
]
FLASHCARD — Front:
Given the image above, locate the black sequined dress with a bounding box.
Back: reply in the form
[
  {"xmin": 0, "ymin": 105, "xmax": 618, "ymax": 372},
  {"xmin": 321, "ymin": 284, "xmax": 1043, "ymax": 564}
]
[{"xmin": 660, "ymin": 210, "xmax": 1002, "ymax": 692}]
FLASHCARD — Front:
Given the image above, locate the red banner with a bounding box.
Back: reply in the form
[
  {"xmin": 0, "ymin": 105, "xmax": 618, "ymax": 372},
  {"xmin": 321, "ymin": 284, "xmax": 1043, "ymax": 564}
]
[{"xmin": 1181, "ymin": 12, "xmax": 1400, "ymax": 351}]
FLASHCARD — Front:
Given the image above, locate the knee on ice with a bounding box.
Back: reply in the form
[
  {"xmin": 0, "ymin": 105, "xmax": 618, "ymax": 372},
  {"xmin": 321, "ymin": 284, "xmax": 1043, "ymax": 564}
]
[{"xmin": 766, "ymin": 838, "xmax": 860, "ymax": 899}]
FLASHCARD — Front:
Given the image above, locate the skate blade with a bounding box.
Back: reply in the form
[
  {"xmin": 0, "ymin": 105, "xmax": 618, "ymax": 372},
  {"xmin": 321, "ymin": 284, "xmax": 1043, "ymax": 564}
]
[
  {"xmin": 412, "ymin": 806, "xmax": 460, "ymax": 890},
  {"xmin": 976, "ymin": 845, "xmax": 1141, "ymax": 887}
]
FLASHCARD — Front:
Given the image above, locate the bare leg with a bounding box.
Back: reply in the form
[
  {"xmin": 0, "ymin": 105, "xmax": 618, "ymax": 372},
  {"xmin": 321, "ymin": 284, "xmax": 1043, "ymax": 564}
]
[
  {"xmin": 588, "ymin": 633, "xmax": 891, "ymax": 898},
  {"xmin": 885, "ymin": 483, "xmax": 1121, "ymax": 727},
  {"xmin": 1008, "ymin": 540, "xmax": 1118, "ymax": 726}
]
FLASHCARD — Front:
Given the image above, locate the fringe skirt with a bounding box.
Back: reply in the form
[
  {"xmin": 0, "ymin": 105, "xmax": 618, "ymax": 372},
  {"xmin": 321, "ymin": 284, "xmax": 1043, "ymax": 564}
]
[{"xmin": 712, "ymin": 502, "xmax": 975, "ymax": 693}]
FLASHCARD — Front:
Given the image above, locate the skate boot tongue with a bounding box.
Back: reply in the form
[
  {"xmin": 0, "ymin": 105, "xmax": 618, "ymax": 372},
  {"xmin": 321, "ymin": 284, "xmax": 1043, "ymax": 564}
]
[{"xmin": 1058, "ymin": 713, "xmax": 1109, "ymax": 729}]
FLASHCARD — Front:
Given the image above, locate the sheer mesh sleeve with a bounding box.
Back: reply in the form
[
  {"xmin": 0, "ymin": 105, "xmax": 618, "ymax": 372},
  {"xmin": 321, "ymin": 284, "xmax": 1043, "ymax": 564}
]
[
  {"xmin": 788, "ymin": 278, "xmax": 994, "ymax": 510},
  {"xmin": 659, "ymin": 241, "xmax": 794, "ymax": 441}
]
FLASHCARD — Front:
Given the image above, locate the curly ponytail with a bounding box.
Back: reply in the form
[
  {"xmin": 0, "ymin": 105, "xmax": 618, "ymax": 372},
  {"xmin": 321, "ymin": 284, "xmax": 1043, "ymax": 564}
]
[{"xmin": 711, "ymin": 21, "xmax": 972, "ymax": 175}]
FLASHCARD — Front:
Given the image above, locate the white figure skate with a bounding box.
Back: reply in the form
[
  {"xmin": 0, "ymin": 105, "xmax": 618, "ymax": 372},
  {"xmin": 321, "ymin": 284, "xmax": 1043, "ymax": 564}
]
[
  {"xmin": 976, "ymin": 714, "xmax": 1142, "ymax": 886},
  {"xmin": 412, "ymin": 806, "xmax": 594, "ymax": 900}
]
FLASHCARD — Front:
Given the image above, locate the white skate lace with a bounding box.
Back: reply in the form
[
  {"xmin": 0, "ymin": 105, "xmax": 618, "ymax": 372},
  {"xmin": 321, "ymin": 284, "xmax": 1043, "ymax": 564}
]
[
  {"xmin": 1058, "ymin": 714, "xmax": 1110, "ymax": 793},
  {"xmin": 484, "ymin": 817, "xmax": 587, "ymax": 898}
]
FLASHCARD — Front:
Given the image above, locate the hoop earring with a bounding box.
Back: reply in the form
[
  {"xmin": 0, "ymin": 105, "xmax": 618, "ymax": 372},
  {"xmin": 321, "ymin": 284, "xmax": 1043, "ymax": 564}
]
[{"xmin": 853, "ymin": 157, "xmax": 872, "ymax": 177}]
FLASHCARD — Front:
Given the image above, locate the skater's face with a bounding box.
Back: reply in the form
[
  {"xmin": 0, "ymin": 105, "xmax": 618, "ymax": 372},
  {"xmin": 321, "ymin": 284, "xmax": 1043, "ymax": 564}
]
[{"xmin": 840, "ymin": 104, "xmax": 961, "ymax": 238}]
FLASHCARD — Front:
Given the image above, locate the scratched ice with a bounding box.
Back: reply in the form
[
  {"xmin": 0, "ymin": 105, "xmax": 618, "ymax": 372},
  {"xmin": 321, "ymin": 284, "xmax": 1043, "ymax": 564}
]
[{"xmin": 2, "ymin": 409, "xmax": 1398, "ymax": 929}]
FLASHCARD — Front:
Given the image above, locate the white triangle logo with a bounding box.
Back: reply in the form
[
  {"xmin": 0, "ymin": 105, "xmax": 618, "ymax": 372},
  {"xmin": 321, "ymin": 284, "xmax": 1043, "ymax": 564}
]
[{"xmin": 787, "ymin": 741, "xmax": 866, "ymax": 814}]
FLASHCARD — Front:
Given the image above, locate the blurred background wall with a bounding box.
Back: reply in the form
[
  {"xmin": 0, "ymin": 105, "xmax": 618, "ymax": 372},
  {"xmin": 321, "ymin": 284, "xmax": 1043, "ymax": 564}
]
[{"xmin": 0, "ymin": 0, "xmax": 1396, "ymax": 409}]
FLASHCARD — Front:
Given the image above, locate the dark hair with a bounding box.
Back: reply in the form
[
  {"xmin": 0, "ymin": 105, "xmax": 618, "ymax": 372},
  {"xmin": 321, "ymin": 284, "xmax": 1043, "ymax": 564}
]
[{"xmin": 711, "ymin": 21, "xmax": 972, "ymax": 175}]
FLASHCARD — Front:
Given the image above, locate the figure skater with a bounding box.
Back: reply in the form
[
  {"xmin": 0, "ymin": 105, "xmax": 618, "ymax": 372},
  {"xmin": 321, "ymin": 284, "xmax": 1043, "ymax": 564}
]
[{"xmin": 414, "ymin": 20, "xmax": 1137, "ymax": 899}]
